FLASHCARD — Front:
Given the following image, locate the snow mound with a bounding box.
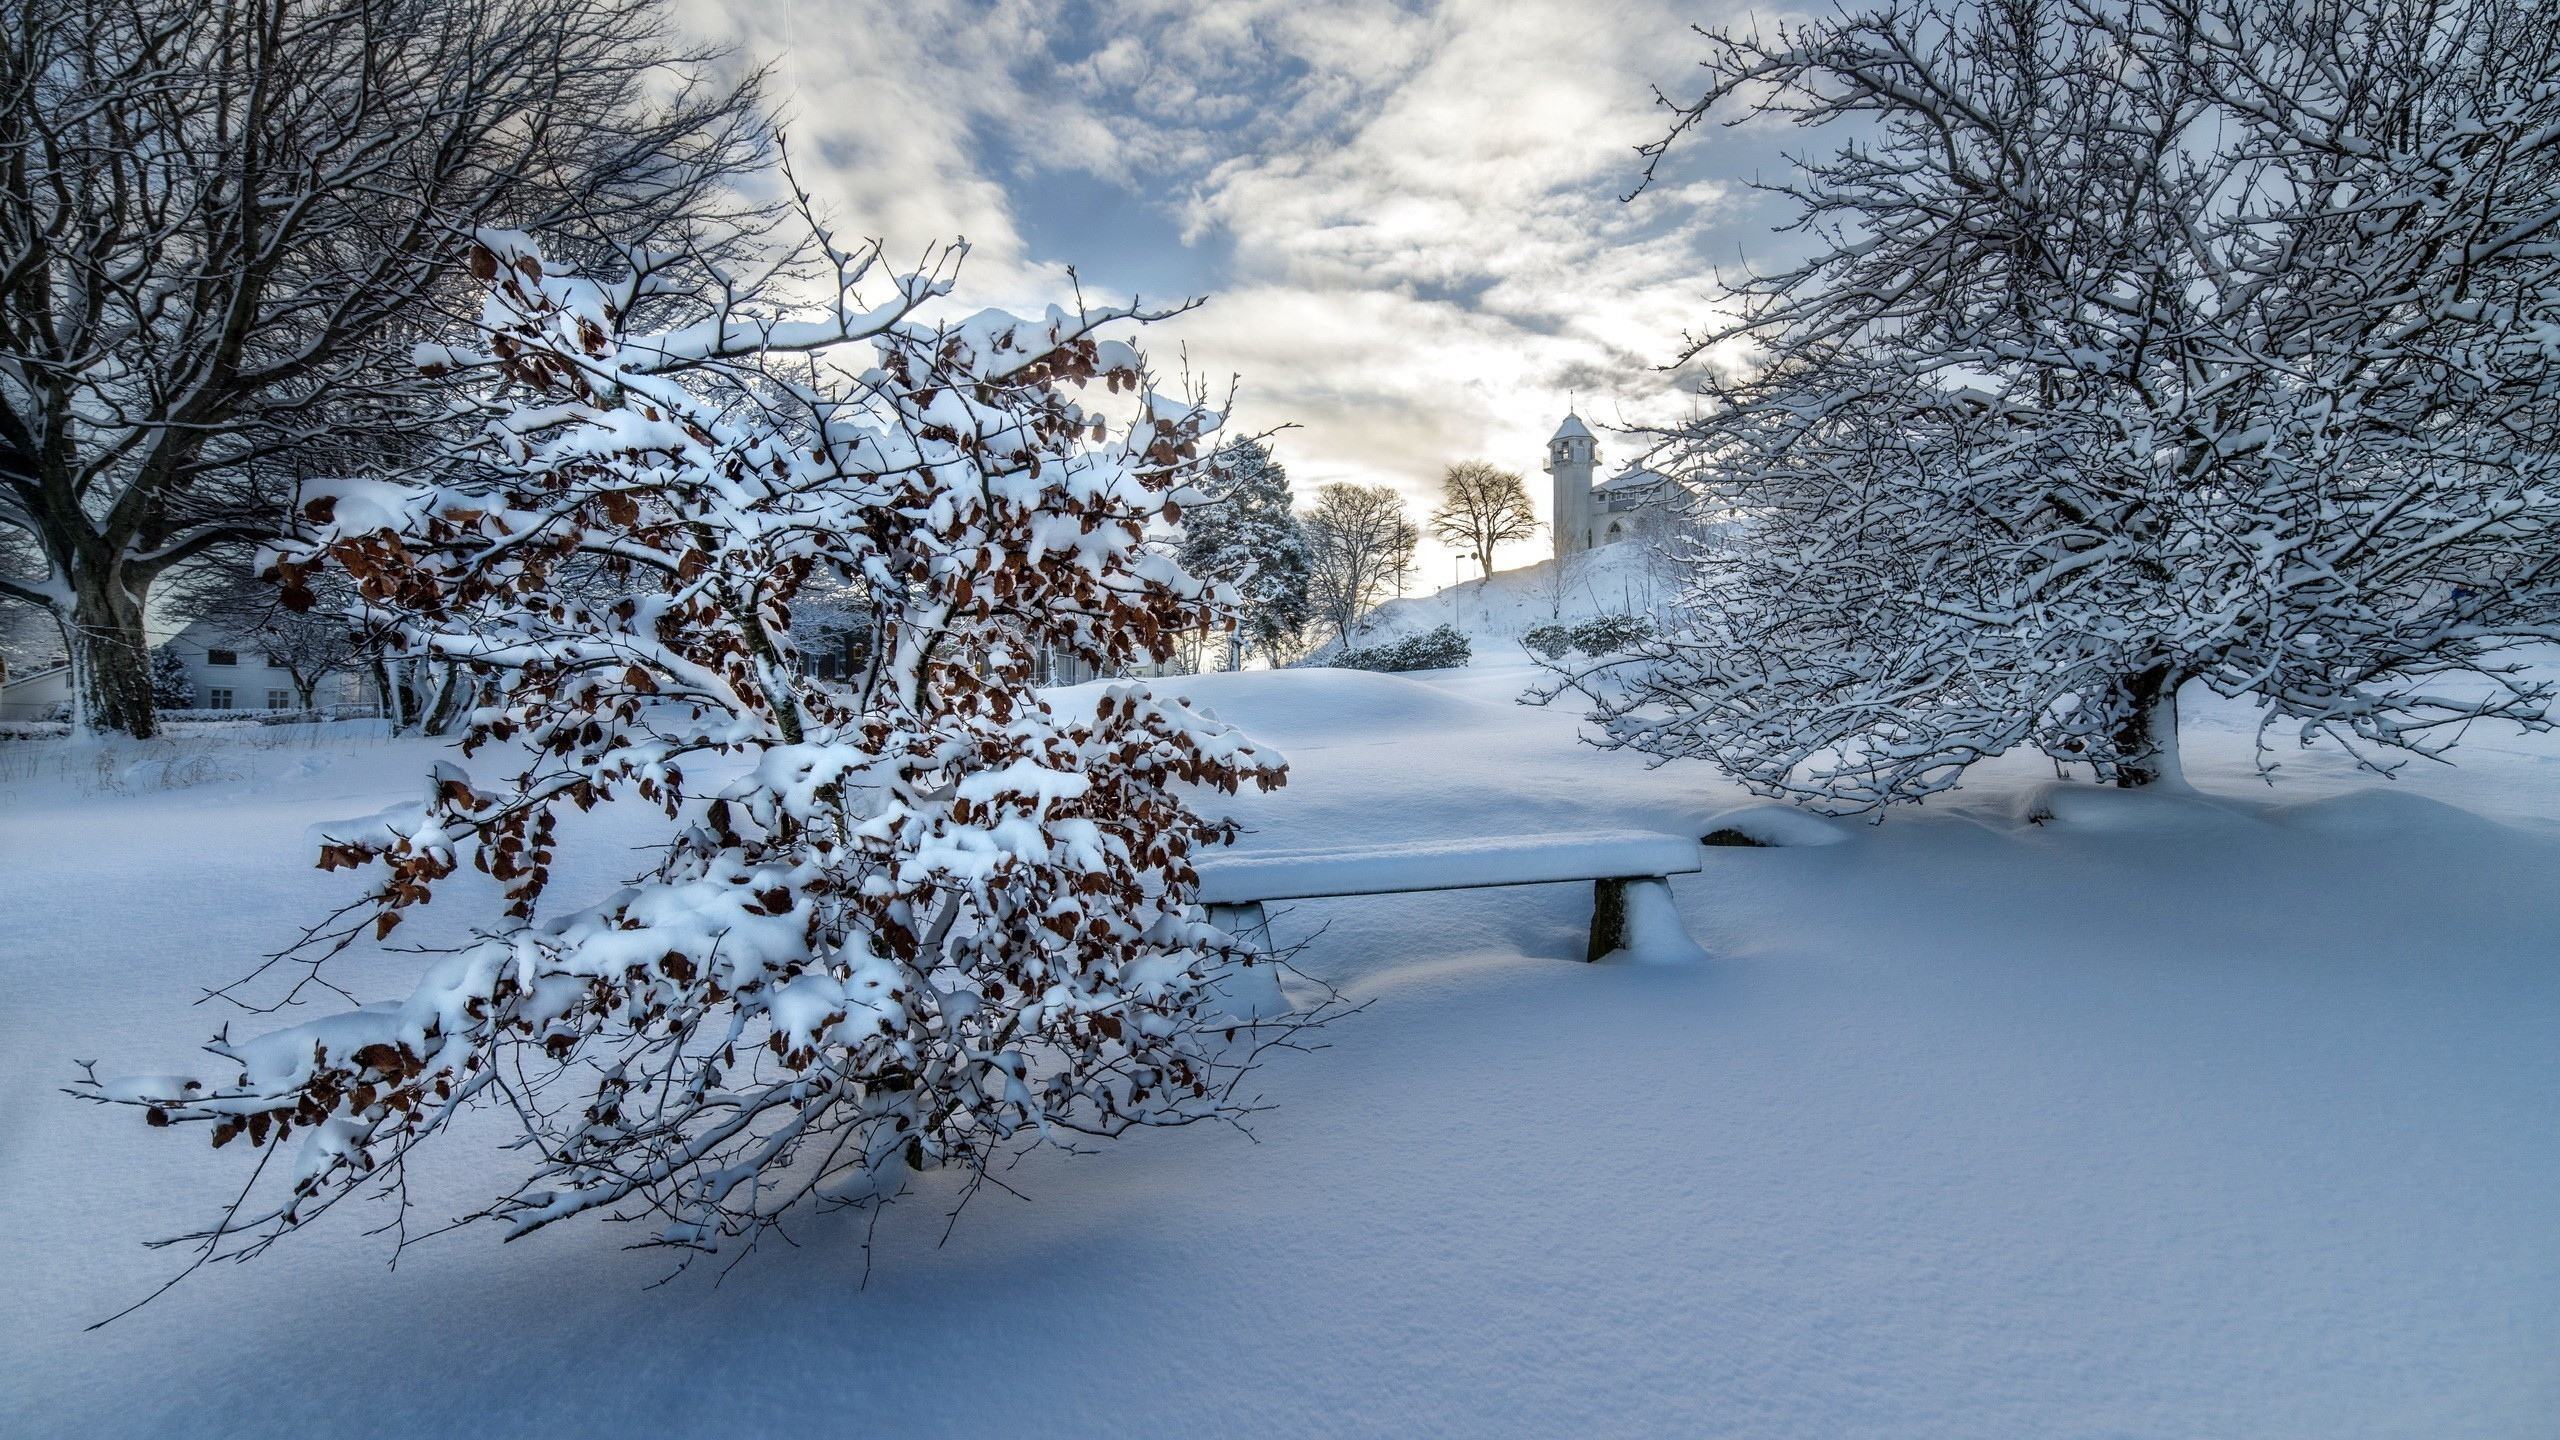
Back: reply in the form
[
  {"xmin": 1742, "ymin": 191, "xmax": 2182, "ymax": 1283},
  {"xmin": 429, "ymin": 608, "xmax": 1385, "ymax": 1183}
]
[
  {"xmin": 1322, "ymin": 539, "xmax": 1671, "ymax": 658},
  {"xmin": 1148, "ymin": 666, "xmax": 1514, "ymax": 747},
  {"xmin": 2266, "ymin": 786, "xmax": 2519, "ymax": 841},
  {"xmin": 1697, "ymin": 803, "xmax": 1856, "ymax": 848},
  {"xmin": 2011, "ymin": 781, "xmax": 2265, "ymax": 833}
]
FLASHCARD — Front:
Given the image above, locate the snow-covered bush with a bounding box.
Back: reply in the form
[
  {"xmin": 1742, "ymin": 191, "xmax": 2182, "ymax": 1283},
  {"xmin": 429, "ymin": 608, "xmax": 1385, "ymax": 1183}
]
[
  {"xmin": 1522, "ymin": 624, "xmax": 1572, "ymax": 661},
  {"xmin": 1337, "ymin": 624, "xmax": 1472, "ymax": 673},
  {"xmin": 146, "ymin": 650, "xmax": 194, "ymax": 709},
  {"xmin": 1588, "ymin": 0, "xmax": 2560, "ymax": 810},
  {"xmin": 81, "ymin": 221, "xmax": 1314, "ymax": 1281},
  {"xmin": 1567, "ymin": 614, "xmax": 1652, "ymax": 656},
  {"xmin": 1525, "ymin": 615, "xmax": 1651, "ymax": 661}
]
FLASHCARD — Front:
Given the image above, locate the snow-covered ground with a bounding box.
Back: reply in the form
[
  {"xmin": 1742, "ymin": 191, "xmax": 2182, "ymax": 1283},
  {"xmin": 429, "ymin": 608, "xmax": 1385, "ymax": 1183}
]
[
  {"xmin": 3, "ymin": 661, "xmax": 2555, "ymax": 1437},
  {"xmin": 1322, "ymin": 538, "xmax": 1673, "ymax": 656}
]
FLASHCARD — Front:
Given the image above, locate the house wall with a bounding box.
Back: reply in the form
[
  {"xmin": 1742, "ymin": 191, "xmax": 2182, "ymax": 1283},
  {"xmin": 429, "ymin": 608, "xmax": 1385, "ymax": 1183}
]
[
  {"xmin": 158, "ymin": 622, "xmax": 375, "ymax": 711},
  {"xmin": 0, "ymin": 663, "xmax": 72, "ymax": 720}
]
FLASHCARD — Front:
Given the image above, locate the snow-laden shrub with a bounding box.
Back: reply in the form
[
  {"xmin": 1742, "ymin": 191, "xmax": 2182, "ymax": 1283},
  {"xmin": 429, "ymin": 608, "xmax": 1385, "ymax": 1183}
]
[
  {"xmin": 1521, "ymin": 624, "xmax": 1572, "ymax": 661},
  {"xmin": 1568, "ymin": 614, "xmax": 1653, "ymax": 655},
  {"xmin": 1524, "ymin": 615, "xmax": 1651, "ymax": 662},
  {"xmin": 82, "ymin": 220, "xmax": 1325, "ymax": 1287},
  {"xmin": 1337, "ymin": 624, "xmax": 1471, "ymax": 673},
  {"xmin": 154, "ymin": 707, "xmax": 304, "ymax": 724},
  {"xmin": 147, "ymin": 650, "xmax": 194, "ymax": 708}
]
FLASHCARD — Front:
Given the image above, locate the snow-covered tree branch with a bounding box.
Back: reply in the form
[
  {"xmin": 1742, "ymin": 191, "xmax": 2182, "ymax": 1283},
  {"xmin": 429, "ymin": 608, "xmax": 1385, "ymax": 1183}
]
[
  {"xmin": 76, "ymin": 221, "xmax": 1321, "ymax": 1297},
  {"xmin": 1589, "ymin": 0, "xmax": 2560, "ymax": 810},
  {"xmin": 1178, "ymin": 437, "xmax": 1313, "ymax": 668},
  {"xmin": 0, "ymin": 0, "xmax": 771, "ymax": 736}
]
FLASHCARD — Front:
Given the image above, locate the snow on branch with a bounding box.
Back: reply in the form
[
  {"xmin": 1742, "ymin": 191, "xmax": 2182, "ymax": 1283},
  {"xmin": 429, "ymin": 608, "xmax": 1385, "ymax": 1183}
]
[
  {"xmin": 1581, "ymin": 0, "xmax": 2560, "ymax": 811},
  {"xmin": 77, "ymin": 218, "xmax": 1336, "ymax": 1307}
]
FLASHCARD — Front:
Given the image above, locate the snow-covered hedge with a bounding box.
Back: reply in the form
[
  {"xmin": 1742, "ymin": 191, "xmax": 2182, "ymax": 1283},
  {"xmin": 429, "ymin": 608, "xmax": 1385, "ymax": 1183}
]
[
  {"xmin": 1335, "ymin": 624, "xmax": 1471, "ymax": 673},
  {"xmin": 153, "ymin": 706, "xmax": 383, "ymax": 724},
  {"xmin": 1524, "ymin": 613, "xmax": 1654, "ymax": 660}
]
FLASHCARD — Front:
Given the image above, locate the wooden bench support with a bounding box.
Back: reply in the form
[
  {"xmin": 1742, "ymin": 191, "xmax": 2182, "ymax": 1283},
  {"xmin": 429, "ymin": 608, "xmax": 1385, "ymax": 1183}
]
[
  {"xmin": 1588, "ymin": 878, "xmax": 1630, "ymax": 962},
  {"xmin": 1586, "ymin": 876, "xmax": 1709, "ymax": 964}
]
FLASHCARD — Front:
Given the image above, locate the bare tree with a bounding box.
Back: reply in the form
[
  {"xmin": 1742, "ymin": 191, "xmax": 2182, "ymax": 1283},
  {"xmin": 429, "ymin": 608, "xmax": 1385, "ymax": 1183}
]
[
  {"xmin": 1577, "ymin": 0, "xmax": 2560, "ymax": 810},
  {"xmin": 1304, "ymin": 482, "xmax": 1419, "ymax": 646},
  {"xmin": 1428, "ymin": 461, "xmax": 1539, "ymax": 578},
  {"xmin": 0, "ymin": 0, "xmax": 769, "ymax": 736}
]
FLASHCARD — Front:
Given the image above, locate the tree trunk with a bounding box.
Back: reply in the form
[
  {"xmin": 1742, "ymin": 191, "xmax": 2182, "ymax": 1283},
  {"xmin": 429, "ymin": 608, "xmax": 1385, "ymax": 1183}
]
[
  {"xmin": 371, "ymin": 655, "xmax": 404, "ymax": 729},
  {"xmin": 421, "ymin": 662, "xmax": 468, "ymax": 734},
  {"xmin": 68, "ymin": 574, "xmax": 157, "ymax": 738},
  {"xmin": 2111, "ymin": 666, "xmax": 2184, "ymax": 789}
]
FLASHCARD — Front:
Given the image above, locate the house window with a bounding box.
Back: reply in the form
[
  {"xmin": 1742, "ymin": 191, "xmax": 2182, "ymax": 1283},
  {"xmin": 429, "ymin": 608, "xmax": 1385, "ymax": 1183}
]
[
  {"xmin": 206, "ymin": 648, "xmax": 237, "ymax": 666},
  {"xmin": 263, "ymin": 653, "xmax": 284, "ymax": 668},
  {"xmin": 207, "ymin": 687, "xmax": 233, "ymax": 709},
  {"xmin": 267, "ymin": 689, "xmax": 291, "ymax": 709}
]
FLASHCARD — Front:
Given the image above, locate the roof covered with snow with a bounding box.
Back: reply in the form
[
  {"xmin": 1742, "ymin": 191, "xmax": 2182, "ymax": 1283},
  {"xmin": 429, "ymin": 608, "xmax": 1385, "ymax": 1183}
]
[
  {"xmin": 1550, "ymin": 413, "xmax": 1594, "ymax": 442},
  {"xmin": 1595, "ymin": 465, "xmax": 1671, "ymax": 494}
]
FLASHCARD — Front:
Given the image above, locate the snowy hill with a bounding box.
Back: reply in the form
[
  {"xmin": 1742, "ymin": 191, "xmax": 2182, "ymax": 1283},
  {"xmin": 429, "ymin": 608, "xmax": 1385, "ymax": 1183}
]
[{"xmin": 1320, "ymin": 539, "xmax": 1674, "ymax": 660}]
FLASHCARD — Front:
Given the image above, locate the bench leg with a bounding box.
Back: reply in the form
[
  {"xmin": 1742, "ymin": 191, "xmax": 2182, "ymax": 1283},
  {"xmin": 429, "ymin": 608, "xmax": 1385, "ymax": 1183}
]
[
  {"xmin": 1587, "ymin": 876, "xmax": 1708, "ymax": 964},
  {"xmin": 1205, "ymin": 901, "xmax": 1287, "ymax": 1020}
]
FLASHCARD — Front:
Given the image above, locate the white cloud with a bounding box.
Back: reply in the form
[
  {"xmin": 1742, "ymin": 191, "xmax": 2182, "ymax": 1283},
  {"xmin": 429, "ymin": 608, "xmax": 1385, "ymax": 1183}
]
[{"xmin": 678, "ymin": 0, "xmax": 1760, "ymax": 574}]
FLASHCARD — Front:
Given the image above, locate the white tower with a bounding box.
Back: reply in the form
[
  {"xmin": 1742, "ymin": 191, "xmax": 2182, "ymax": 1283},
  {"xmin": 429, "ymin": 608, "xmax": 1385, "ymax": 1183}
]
[{"xmin": 1546, "ymin": 412, "xmax": 1597, "ymax": 560}]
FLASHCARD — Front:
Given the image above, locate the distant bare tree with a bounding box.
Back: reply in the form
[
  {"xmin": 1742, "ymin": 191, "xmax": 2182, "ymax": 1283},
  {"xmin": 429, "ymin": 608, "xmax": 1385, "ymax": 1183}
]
[
  {"xmin": 1305, "ymin": 482, "xmax": 1419, "ymax": 645},
  {"xmin": 1428, "ymin": 461, "xmax": 1539, "ymax": 578},
  {"xmin": 0, "ymin": 0, "xmax": 770, "ymax": 736}
]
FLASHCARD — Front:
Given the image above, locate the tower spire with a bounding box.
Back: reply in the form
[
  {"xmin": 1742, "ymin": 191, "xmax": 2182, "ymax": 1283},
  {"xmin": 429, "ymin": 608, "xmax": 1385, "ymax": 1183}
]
[{"xmin": 1547, "ymin": 407, "xmax": 1597, "ymax": 562}]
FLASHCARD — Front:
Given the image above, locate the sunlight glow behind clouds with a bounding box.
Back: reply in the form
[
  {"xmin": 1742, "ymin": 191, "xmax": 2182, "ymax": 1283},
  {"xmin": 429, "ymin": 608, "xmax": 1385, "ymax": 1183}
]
[{"xmin": 678, "ymin": 0, "xmax": 1767, "ymax": 575}]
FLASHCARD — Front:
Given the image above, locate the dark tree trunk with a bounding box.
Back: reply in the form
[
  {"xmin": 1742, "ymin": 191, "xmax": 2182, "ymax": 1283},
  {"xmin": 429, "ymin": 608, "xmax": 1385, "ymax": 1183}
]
[
  {"xmin": 421, "ymin": 662, "xmax": 468, "ymax": 735},
  {"xmin": 2110, "ymin": 665, "xmax": 2184, "ymax": 789},
  {"xmin": 68, "ymin": 574, "xmax": 157, "ymax": 738}
]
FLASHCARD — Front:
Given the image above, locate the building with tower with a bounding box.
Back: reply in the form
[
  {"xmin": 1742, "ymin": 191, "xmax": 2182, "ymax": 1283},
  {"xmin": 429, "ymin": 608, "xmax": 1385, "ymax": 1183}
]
[{"xmin": 1544, "ymin": 412, "xmax": 1674, "ymax": 560}]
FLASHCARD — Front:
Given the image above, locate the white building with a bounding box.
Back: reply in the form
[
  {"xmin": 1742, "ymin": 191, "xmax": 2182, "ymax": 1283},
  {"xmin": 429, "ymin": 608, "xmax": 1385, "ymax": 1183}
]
[
  {"xmin": 0, "ymin": 657, "xmax": 70, "ymax": 720},
  {"xmin": 1544, "ymin": 413, "xmax": 1675, "ymax": 559},
  {"xmin": 157, "ymin": 617, "xmax": 375, "ymax": 712}
]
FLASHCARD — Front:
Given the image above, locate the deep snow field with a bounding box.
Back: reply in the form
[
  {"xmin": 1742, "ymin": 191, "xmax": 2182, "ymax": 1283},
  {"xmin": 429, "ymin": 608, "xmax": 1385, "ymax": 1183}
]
[{"xmin": 2, "ymin": 658, "xmax": 2555, "ymax": 1438}]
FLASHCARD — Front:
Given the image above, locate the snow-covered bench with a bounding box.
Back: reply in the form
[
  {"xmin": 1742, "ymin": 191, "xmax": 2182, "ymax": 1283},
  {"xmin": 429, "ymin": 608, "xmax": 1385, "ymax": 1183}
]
[{"xmin": 1197, "ymin": 831, "xmax": 1707, "ymax": 1016}]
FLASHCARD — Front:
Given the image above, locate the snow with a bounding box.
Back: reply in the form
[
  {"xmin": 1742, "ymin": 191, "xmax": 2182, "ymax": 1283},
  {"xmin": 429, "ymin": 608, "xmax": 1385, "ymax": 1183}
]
[
  {"xmin": 1195, "ymin": 830, "xmax": 1700, "ymax": 903},
  {"xmin": 1601, "ymin": 875, "xmax": 1707, "ymax": 964},
  {"xmin": 1322, "ymin": 537, "xmax": 1671, "ymax": 657},
  {"xmin": 3, "ymin": 666, "xmax": 2557, "ymax": 1437},
  {"xmin": 1698, "ymin": 801, "xmax": 1856, "ymax": 847}
]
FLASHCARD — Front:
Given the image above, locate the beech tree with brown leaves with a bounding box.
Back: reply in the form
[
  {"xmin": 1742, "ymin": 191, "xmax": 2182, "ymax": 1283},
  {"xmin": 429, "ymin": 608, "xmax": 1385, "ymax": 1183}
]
[{"xmin": 78, "ymin": 218, "xmax": 1327, "ymax": 1309}]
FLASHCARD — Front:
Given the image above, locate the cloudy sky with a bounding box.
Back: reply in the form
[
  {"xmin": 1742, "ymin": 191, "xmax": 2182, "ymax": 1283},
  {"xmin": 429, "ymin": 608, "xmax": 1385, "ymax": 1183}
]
[{"xmin": 677, "ymin": 0, "xmax": 1782, "ymax": 578}]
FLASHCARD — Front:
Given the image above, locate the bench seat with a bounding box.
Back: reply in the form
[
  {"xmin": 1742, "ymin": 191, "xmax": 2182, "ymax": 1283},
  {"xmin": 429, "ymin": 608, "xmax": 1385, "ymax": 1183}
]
[
  {"xmin": 1195, "ymin": 830, "xmax": 1709, "ymax": 1018},
  {"xmin": 1195, "ymin": 830, "xmax": 1702, "ymax": 905}
]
